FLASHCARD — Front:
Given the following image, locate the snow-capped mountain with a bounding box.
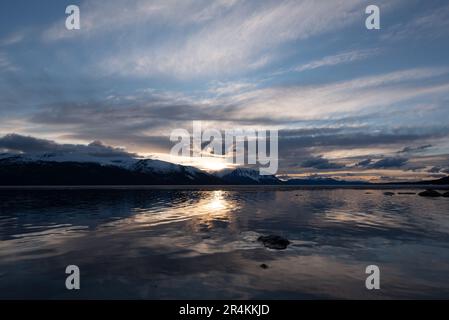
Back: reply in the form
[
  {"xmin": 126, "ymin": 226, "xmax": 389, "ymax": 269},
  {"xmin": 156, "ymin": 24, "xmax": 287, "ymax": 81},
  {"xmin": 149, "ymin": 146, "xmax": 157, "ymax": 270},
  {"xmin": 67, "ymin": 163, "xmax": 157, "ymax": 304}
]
[
  {"xmin": 0, "ymin": 152, "xmax": 221, "ymax": 185},
  {"xmin": 129, "ymin": 159, "xmax": 210, "ymax": 181},
  {"xmin": 0, "ymin": 152, "xmax": 199, "ymax": 174},
  {"xmin": 215, "ymin": 168, "xmax": 281, "ymax": 185}
]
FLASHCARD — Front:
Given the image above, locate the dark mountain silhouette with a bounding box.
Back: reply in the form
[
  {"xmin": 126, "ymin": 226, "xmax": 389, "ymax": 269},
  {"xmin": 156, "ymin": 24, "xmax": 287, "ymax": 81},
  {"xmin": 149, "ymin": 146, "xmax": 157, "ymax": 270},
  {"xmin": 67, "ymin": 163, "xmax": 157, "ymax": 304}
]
[{"xmin": 0, "ymin": 158, "xmax": 221, "ymax": 185}]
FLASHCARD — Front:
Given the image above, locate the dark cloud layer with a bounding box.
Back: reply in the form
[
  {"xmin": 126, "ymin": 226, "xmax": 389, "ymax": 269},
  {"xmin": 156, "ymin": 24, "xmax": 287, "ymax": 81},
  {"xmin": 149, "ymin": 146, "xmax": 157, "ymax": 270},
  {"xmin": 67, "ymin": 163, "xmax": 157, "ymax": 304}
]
[
  {"xmin": 300, "ymin": 156, "xmax": 345, "ymax": 170},
  {"xmin": 353, "ymin": 157, "xmax": 409, "ymax": 169},
  {"xmin": 279, "ymin": 128, "xmax": 447, "ymax": 150},
  {"xmin": 356, "ymin": 159, "xmax": 373, "ymax": 167},
  {"xmin": 0, "ymin": 134, "xmax": 136, "ymax": 158},
  {"xmin": 398, "ymin": 144, "xmax": 432, "ymax": 154},
  {"xmin": 370, "ymin": 157, "xmax": 408, "ymax": 169}
]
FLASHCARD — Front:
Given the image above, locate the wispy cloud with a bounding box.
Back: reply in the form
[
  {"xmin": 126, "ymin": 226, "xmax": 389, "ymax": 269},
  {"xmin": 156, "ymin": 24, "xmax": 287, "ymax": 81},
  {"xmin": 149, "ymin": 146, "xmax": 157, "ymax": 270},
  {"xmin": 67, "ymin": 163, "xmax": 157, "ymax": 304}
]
[
  {"xmin": 383, "ymin": 3, "xmax": 449, "ymax": 41},
  {"xmin": 295, "ymin": 49, "xmax": 381, "ymax": 72},
  {"xmin": 42, "ymin": 0, "xmax": 241, "ymax": 42},
  {"xmin": 0, "ymin": 31, "xmax": 25, "ymax": 46},
  {"xmin": 225, "ymin": 67, "xmax": 449, "ymax": 122},
  {"xmin": 89, "ymin": 0, "xmax": 377, "ymax": 78},
  {"xmin": 207, "ymin": 81, "xmax": 256, "ymax": 96},
  {"xmin": 0, "ymin": 52, "xmax": 17, "ymax": 71}
]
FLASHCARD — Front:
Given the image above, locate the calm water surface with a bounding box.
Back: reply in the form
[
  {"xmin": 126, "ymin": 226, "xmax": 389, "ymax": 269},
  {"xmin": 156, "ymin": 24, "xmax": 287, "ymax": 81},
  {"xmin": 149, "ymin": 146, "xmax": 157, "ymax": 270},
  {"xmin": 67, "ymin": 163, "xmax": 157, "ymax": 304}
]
[{"xmin": 1, "ymin": 188, "xmax": 449, "ymax": 299}]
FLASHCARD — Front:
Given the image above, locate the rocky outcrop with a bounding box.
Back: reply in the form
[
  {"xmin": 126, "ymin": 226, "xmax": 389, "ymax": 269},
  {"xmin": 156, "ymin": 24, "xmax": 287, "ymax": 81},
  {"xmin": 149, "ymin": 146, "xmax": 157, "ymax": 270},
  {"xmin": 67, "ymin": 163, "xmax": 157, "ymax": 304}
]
[
  {"xmin": 418, "ymin": 190, "xmax": 442, "ymax": 197},
  {"xmin": 257, "ymin": 235, "xmax": 290, "ymax": 250}
]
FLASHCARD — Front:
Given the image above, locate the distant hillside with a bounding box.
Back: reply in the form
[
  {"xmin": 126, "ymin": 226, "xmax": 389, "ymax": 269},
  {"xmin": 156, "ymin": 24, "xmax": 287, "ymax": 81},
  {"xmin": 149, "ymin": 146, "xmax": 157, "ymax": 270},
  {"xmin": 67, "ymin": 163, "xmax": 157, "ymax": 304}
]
[
  {"xmin": 285, "ymin": 177, "xmax": 370, "ymax": 186},
  {"xmin": 395, "ymin": 175, "xmax": 449, "ymax": 185}
]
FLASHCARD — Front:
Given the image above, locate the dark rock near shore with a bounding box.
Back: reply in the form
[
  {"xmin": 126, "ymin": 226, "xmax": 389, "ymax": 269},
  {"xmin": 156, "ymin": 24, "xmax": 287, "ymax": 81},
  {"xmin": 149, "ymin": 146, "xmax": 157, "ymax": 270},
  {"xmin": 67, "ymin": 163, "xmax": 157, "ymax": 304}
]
[
  {"xmin": 260, "ymin": 264, "xmax": 269, "ymax": 269},
  {"xmin": 418, "ymin": 190, "xmax": 442, "ymax": 197},
  {"xmin": 257, "ymin": 235, "xmax": 291, "ymax": 250},
  {"xmin": 442, "ymin": 192, "xmax": 449, "ymax": 198},
  {"xmin": 384, "ymin": 192, "xmax": 395, "ymax": 196}
]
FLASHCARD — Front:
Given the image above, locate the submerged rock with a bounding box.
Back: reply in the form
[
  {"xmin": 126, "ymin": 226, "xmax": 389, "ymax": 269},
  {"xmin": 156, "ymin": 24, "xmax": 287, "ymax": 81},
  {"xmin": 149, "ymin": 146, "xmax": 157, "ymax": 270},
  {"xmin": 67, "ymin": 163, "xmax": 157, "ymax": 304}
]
[
  {"xmin": 257, "ymin": 235, "xmax": 290, "ymax": 250},
  {"xmin": 384, "ymin": 192, "xmax": 395, "ymax": 196},
  {"xmin": 418, "ymin": 189, "xmax": 442, "ymax": 197},
  {"xmin": 260, "ymin": 264, "xmax": 269, "ymax": 269}
]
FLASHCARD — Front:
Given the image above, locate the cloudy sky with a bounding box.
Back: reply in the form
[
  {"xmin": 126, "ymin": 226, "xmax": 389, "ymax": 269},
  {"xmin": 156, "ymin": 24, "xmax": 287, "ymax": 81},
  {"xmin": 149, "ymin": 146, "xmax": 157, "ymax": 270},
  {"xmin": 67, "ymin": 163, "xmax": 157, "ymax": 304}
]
[{"xmin": 0, "ymin": 0, "xmax": 449, "ymax": 182}]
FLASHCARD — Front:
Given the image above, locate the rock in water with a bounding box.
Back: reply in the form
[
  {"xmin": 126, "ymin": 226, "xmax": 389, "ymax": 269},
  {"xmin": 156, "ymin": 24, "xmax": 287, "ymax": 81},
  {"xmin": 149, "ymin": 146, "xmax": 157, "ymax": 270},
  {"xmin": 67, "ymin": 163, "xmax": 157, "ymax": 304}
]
[
  {"xmin": 442, "ymin": 192, "xmax": 449, "ymax": 198},
  {"xmin": 260, "ymin": 264, "xmax": 269, "ymax": 269},
  {"xmin": 384, "ymin": 192, "xmax": 395, "ymax": 196},
  {"xmin": 418, "ymin": 190, "xmax": 442, "ymax": 197},
  {"xmin": 257, "ymin": 235, "xmax": 290, "ymax": 250}
]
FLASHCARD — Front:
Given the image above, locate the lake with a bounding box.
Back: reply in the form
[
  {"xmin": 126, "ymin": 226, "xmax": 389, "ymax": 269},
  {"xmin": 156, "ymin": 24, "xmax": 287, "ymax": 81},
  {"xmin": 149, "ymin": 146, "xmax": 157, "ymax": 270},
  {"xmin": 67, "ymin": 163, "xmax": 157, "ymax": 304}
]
[{"xmin": 1, "ymin": 187, "xmax": 449, "ymax": 299}]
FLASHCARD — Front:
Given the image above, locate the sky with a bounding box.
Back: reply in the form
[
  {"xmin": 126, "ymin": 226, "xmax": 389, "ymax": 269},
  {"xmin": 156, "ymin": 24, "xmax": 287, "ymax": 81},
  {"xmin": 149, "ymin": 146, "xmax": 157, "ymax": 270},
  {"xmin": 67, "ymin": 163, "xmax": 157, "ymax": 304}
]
[{"xmin": 0, "ymin": 0, "xmax": 449, "ymax": 182}]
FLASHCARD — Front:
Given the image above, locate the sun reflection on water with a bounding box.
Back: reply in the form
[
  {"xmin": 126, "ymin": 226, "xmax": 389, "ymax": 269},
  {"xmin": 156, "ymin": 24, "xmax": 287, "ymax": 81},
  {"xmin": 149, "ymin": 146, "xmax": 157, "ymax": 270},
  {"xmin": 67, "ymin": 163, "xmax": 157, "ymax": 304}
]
[
  {"xmin": 204, "ymin": 190, "xmax": 228, "ymax": 212},
  {"xmin": 121, "ymin": 190, "xmax": 237, "ymax": 229}
]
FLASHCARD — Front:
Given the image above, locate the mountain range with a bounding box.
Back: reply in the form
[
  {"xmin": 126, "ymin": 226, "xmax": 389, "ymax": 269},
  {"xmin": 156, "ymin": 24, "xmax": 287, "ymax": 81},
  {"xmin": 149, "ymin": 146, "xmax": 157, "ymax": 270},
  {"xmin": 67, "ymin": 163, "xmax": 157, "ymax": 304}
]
[{"xmin": 0, "ymin": 152, "xmax": 447, "ymax": 186}]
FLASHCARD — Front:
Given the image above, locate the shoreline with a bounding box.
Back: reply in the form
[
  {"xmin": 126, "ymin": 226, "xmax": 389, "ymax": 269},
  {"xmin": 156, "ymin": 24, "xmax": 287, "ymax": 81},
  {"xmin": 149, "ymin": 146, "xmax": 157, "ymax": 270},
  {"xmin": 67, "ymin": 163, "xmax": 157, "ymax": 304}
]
[{"xmin": 0, "ymin": 184, "xmax": 448, "ymax": 190}]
